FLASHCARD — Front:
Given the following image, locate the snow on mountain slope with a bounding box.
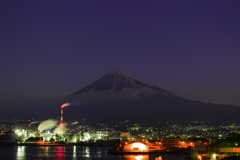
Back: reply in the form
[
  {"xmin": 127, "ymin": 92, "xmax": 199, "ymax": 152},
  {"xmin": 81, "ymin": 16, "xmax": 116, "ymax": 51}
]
[{"xmin": 70, "ymin": 71, "xmax": 171, "ymax": 97}]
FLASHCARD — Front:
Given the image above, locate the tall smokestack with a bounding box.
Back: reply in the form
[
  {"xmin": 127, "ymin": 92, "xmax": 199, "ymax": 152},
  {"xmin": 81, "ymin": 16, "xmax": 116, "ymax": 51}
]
[
  {"xmin": 60, "ymin": 107, "xmax": 64, "ymax": 125},
  {"xmin": 59, "ymin": 103, "xmax": 69, "ymax": 125}
]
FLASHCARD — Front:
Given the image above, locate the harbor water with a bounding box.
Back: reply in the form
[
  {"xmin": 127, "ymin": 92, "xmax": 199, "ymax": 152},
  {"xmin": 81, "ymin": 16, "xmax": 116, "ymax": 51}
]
[{"xmin": 0, "ymin": 146, "xmax": 188, "ymax": 160}]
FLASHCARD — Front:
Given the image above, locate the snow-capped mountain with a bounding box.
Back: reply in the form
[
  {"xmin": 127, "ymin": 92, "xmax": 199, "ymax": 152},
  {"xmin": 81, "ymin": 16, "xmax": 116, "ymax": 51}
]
[
  {"xmin": 70, "ymin": 71, "xmax": 171, "ymax": 96},
  {"xmin": 2, "ymin": 71, "xmax": 240, "ymax": 124},
  {"xmin": 64, "ymin": 71, "xmax": 240, "ymax": 124}
]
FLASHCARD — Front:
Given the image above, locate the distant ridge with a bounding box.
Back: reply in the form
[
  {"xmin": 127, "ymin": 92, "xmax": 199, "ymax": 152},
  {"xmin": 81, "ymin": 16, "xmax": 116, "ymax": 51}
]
[
  {"xmin": 2, "ymin": 71, "xmax": 240, "ymax": 124},
  {"xmin": 65, "ymin": 71, "xmax": 240, "ymax": 123},
  {"xmin": 70, "ymin": 71, "xmax": 169, "ymax": 96}
]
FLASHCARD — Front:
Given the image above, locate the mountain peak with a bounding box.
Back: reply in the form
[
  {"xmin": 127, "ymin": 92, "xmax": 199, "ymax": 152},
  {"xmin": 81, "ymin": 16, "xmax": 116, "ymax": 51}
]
[
  {"xmin": 70, "ymin": 71, "xmax": 167, "ymax": 96},
  {"xmin": 109, "ymin": 71, "xmax": 125, "ymax": 74},
  {"xmin": 108, "ymin": 70, "xmax": 129, "ymax": 76}
]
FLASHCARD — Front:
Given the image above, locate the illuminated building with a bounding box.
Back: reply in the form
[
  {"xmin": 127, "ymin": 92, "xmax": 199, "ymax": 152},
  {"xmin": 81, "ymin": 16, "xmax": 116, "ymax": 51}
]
[
  {"xmin": 192, "ymin": 146, "xmax": 240, "ymax": 160},
  {"xmin": 162, "ymin": 138, "xmax": 182, "ymax": 148},
  {"xmin": 123, "ymin": 142, "xmax": 149, "ymax": 152}
]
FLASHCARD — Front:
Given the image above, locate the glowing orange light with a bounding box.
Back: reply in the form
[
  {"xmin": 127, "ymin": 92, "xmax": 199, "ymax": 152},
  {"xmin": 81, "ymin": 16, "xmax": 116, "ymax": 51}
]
[
  {"xmin": 121, "ymin": 132, "xmax": 129, "ymax": 137},
  {"xmin": 131, "ymin": 142, "xmax": 148, "ymax": 151},
  {"xmin": 123, "ymin": 155, "xmax": 148, "ymax": 160}
]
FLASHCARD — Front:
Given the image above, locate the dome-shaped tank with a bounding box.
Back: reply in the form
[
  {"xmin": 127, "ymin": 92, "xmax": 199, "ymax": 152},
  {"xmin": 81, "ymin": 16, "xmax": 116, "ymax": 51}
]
[{"xmin": 123, "ymin": 142, "xmax": 149, "ymax": 152}]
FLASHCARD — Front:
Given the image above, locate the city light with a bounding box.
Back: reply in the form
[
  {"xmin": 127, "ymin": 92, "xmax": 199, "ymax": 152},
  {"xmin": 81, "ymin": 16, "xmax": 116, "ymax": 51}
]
[
  {"xmin": 198, "ymin": 155, "xmax": 201, "ymax": 160},
  {"xmin": 212, "ymin": 153, "xmax": 217, "ymax": 159}
]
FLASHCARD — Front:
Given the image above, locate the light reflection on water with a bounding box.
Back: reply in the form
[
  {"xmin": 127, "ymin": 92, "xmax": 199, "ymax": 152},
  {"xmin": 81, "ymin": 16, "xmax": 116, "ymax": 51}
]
[
  {"xmin": 57, "ymin": 146, "xmax": 65, "ymax": 157},
  {"xmin": 80, "ymin": 146, "xmax": 90, "ymax": 157},
  {"xmin": 9, "ymin": 146, "xmax": 187, "ymax": 160},
  {"xmin": 15, "ymin": 146, "xmax": 98, "ymax": 159},
  {"xmin": 17, "ymin": 146, "xmax": 25, "ymax": 160},
  {"xmin": 121, "ymin": 154, "xmax": 149, "ymax": 160},
  {"xmin": 97, "ymin": 148, "xmax": 101, "ymax": 158},
  {"xmin": 73, "ymin": 146, "xmax": 76, "ymax": 157}
]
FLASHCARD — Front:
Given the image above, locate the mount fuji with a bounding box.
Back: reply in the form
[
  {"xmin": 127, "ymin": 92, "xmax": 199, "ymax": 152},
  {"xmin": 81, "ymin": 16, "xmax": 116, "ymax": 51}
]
[
  {"xmin": 71, "ymin": 71, "xmax": 168, "ymax": 95},
  {"xmin": 62, "ymin": 71, "xmax": 240, "ymax": 124},
  {"xmin": 1, "ymin": 71, "xmax": 240, "ymax": 124}
]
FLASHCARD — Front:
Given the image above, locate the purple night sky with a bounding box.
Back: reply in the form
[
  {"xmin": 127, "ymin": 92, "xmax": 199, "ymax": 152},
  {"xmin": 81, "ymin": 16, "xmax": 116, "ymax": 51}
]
[{"xmin": 1, "ymin": 1, "xmax": 240, "ymax": 106}]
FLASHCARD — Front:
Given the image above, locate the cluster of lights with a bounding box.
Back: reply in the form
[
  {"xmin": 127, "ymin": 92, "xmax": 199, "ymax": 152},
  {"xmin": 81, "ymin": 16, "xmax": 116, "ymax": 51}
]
[{"xmin": 15, "ymin": 129, "xmax": 28, "ymax": 141}]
